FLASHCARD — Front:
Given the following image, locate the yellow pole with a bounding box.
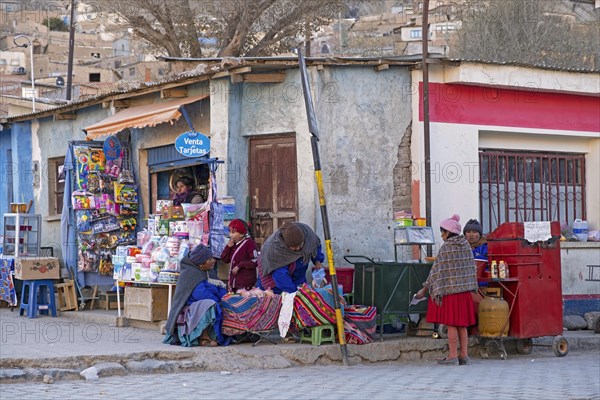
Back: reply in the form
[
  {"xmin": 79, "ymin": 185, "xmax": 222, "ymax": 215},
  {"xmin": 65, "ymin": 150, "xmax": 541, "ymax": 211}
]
[{"xmin": 299, "ymin": 49, "xmax": 349, "ymax": 365}]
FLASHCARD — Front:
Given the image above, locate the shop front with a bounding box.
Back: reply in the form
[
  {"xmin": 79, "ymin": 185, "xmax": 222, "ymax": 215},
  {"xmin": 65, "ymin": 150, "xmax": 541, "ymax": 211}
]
[{"xmin": 59, "ymin": 93, "xmax": 229, "ymax": 313}]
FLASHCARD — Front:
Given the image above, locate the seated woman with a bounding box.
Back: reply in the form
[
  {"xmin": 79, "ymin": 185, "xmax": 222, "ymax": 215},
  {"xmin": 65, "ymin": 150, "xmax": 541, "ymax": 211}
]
[
  {"xmin": 257, "ymin": 222, "xmax": 324, "ymax": 294},
  {"xmin": 163, "ymin": 245, "xmax": 230, "ymax": 347},
  {"xmin": 172, "ymin": 176, "xmax": 205, "ymax": 206}
]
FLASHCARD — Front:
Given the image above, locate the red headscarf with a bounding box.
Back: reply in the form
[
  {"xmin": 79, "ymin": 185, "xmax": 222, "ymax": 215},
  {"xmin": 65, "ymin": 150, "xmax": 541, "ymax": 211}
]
[{"xmin": 228, "ymin": 219, "xmax": 248, "ymax": 235}]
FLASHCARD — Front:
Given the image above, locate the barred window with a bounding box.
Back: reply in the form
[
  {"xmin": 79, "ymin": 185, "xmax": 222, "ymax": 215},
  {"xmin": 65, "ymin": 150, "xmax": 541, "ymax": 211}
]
[{"xmin": 480, "ymin": 150, "xmax": 586, "ymax": 233}]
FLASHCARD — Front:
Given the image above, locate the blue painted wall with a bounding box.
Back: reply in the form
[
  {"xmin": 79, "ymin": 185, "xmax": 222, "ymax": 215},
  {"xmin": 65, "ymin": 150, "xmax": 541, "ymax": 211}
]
[
  {"xmin": 1, "ymin": 122, "xmax": 33, "ymax": 237},
  {"xmin": 564, "ymin": 299, "xmax": 600, "ymax": 316},
  {"xmin": 0, "ymin": 126, "xmax": 13, "ymax": 233},
  {"xmin": 9, "ymin": 121, "xmax": 34, "ymax": 214}
]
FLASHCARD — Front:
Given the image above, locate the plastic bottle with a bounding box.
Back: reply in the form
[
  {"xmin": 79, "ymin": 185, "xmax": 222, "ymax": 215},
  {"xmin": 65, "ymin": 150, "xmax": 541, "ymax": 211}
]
[
  {"xmin": 573, "ymin": 219, "xmax": 589, "ymax": 242},
  {"xmin": 504, "ymin": 262, "xmax": 510, "ymax": 278},
  {"xmin": 499, "ymin": 261, "xmax": 506, "ymax": 279},
  {"xmin": 490, "ymin": 261, "xmax": 498, "ymax": 279}
]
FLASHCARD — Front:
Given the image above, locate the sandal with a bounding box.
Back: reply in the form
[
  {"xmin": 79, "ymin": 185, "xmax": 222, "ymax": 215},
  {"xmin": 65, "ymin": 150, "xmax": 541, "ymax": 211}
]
[{"xmin": 200, "ymin": 338, "xmax": 218, "ymax": 347}]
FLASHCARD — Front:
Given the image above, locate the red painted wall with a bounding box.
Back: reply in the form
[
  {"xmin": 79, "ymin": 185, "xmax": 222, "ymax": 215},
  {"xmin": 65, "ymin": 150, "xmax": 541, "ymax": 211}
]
[{"xmin": 419, "ymin": 82, "xmax": 600, "ymax": 133}]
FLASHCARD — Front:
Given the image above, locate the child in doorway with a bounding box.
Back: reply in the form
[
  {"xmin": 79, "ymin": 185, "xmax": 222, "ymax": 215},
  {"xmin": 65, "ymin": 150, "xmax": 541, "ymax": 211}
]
[{"xmin": 221, "ymin": 219, "xmax": 258, "ymax": 292}]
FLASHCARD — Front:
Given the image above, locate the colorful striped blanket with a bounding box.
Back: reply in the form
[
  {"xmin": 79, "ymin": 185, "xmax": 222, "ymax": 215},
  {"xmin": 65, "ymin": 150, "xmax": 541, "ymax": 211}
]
[
  {"xmin": 220, "ymin": 293, "xmax": 282, "ymax": 336},
  {"xmin": 293, "ymin": 284, "xmax": 345, "ymax": 329},
  {"xmin": 220, "ymin": 287, "xmax": 376, "ymax": 344},
  {"xmin": 343, "ymin": 305, "xmax": 377, "ymax": 344}
]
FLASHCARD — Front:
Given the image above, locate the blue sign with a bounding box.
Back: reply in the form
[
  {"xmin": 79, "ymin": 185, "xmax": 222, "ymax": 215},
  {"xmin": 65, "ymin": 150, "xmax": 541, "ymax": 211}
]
[
  {"xmin": 175, "ymin": 131, "xmax": 211, "ymax": 157},
  {"xmin": 103, "ymin": 135, "xmax": 122, "ymax": 160}
]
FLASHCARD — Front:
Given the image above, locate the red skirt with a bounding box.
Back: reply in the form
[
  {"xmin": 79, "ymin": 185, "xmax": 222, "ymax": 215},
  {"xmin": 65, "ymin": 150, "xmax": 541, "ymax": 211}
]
[{"xmin": 426, "ymin": 291, "xmax": 476, "ymax": 327}]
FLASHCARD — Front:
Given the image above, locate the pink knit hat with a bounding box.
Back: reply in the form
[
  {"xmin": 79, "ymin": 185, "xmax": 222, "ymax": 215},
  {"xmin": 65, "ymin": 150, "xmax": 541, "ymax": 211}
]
[{"xmin": 440, "ymin": 214, "xmax": 462, "ymax": 235}]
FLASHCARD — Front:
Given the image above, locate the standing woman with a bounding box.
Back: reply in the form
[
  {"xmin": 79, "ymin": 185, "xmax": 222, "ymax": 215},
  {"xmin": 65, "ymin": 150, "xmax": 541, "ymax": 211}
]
[
  {"xmin": 221, "ymin": 219, "xmax": 258, "ymax": 292},
  {"xmin": 415, "ymin": 214, "xmax": 478, "ymax": 365}
]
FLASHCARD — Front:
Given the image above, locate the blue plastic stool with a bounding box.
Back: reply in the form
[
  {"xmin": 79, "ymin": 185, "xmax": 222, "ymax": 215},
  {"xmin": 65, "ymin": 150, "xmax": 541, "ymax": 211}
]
[{"xmin": 19, "ymin": 280, "xmax": 57, "ymax": 318}]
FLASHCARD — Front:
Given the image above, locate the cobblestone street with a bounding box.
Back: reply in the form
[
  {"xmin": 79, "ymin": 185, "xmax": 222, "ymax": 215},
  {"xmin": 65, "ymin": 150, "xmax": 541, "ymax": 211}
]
[{"xmin": 2, "ymin": 351, "xmax": 598, "ymax": 400}]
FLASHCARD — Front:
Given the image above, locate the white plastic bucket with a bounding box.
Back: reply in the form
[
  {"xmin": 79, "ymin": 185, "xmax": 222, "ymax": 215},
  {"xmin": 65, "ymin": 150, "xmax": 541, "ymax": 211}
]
[{"xmin": 573, "ymin": 219, "xmax": 589, "ymax": 242}]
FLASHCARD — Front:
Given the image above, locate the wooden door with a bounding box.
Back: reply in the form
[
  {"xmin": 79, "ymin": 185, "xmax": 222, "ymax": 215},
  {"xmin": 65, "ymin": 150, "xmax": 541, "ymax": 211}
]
[{"xmin": 248, "ymin": 135, "xmax": 298, "ymax": 249}]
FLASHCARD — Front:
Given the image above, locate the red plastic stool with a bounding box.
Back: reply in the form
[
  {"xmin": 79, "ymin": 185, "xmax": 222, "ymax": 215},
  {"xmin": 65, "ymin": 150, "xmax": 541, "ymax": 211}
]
[{"xmin": 19, "ymin": 280, "xmax": 57, "ymax": 318}]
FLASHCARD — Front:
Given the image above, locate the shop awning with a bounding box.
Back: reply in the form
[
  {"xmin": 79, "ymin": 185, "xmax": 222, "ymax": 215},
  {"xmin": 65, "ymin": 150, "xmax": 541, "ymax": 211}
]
[{"xmin": 84, "ymin": 94, "xmax": 209, "ymax": 139}]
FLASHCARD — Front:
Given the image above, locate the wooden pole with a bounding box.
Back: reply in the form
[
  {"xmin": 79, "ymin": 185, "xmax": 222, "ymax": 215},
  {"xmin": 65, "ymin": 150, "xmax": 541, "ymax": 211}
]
[
  {"xmin": 66, "ymin": 0, "xmax": 76, "ymax": 100},
  {"xmin": 298, "ymin": 49, "xmax": 349, "ymax": 366},
  {"xmin": 422, "ymin": 0, "xmax": 432, "ymax": 256}
]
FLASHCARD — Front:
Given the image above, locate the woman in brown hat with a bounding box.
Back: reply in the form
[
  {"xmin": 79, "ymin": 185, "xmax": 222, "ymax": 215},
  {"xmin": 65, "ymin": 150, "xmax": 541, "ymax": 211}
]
[{"xmin": 257, "ymin": 222, "xmax": 324, "ymax": 294}]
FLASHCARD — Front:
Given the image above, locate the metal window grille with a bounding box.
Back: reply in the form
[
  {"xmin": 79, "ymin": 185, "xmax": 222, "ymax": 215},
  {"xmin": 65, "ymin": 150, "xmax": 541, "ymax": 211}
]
[{"xmin": 479, "ymin": 150, "xmax": 586, "ymax": 233}]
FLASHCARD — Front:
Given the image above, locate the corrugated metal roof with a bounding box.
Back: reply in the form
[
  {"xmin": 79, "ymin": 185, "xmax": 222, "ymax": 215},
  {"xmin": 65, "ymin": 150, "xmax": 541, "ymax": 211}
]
[
  {"xmin": 3, "ymin": 55, "xmax": 597, "ymax": 123},
  {"xmin": 447, "ymin": 58, "xmax": 600, "ymax": 74},
  {"xmin": 158, "ymin": 54, "xmax": 446, "ymax": 63},
  {"xmin": 2, "ymin": 56, "xmax": 425, "ymax": 123}
]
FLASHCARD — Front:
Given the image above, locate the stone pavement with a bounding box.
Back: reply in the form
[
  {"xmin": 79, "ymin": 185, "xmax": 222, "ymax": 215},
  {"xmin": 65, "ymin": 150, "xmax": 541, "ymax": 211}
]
[
  {"xmin": 1, "ymin": 352, "xmax": 599, "ymax": 399},
  {"xmin": 1, "ymin": 307, "xmax": 599, "ymax": 386}
]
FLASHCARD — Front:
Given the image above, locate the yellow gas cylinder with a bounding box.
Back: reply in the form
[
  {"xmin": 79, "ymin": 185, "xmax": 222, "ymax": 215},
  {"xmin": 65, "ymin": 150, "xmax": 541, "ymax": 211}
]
[{"xmin": 478, "ymin": 288, "xmax": 510, "ymax": 337}]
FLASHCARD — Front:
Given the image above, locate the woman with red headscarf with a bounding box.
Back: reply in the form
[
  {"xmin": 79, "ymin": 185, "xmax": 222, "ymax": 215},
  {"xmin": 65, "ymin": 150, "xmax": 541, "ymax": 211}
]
[{"xmin": 220, "ymin": 219, "xmax": 258, "ymax": 292}]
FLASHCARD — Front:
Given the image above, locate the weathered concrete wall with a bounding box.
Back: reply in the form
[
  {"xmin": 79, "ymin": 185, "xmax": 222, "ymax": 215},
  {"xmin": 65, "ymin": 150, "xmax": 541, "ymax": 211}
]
[
  {"xmin": 314, "ymin": 66, "xmax": 412, "ymax": 262},
  {"xmin": 237, "ymin": 69, "xmax": 315, "ymax": 226},
  {"xmin": 210, "ymin": 74, "xmax": 316, "ymax": 222},
  {"xmin": 219, "ymin": 65, "xmax": 412, "ymax": 264}
]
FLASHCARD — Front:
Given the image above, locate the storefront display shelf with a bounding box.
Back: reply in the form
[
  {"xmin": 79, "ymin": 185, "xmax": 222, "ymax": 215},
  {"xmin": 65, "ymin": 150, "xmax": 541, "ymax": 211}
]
[{"xmin": 2, "ymin": 214, "xmax": 41, "ymax": 257}]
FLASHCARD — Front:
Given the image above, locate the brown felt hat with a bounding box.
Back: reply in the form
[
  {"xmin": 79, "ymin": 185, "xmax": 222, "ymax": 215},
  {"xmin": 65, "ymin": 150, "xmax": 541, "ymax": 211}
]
[{"xmin": 280, "ymin": 222, "xmax": 304, "ymax": 247}]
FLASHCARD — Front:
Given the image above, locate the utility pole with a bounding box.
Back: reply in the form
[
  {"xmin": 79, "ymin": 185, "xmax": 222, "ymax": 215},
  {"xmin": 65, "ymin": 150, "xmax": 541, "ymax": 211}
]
[
  {"xmin": 13, "ymin": 35, "xmax": 35, "ymax": 113},
  {"xmin": 422, "ymin": 0, "xmax": 432, "ymax": 256},
  {"xmin": 66, "ymin": 0, "xmax": 76, "ymax": 101},
  {"xmin": 46, "ymin": 5, "xmax": 51, "ymax": 45},
  {"xmin": 304, "ymin": 21, "xmax": 311, "ymax": 56}
]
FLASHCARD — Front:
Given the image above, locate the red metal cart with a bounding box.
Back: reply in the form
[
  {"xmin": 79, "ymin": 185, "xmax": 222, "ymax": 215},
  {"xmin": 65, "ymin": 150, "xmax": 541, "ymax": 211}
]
[{"xmin": 477, "ymin": 221, "xmax": 569, "ymax": 359}]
